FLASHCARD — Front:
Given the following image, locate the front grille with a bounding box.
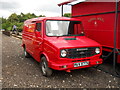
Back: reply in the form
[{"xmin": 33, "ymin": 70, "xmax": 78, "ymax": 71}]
[{"xmin": 66, "ymin": 47, "xmax": 97, "ymax": 59}]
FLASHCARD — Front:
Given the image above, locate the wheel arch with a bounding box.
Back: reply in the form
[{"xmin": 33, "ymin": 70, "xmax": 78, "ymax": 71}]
[
  {"xmin": 40, "ymin": 52, "xmax": 50, "ymax": 63},
  {"xmin": 22, "ymin": 44, "xmax": 25, "ymax": 48}
]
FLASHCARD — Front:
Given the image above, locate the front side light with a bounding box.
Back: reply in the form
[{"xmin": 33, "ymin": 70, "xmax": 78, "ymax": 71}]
[
  {"xmin": 61, "ymin": 50, "xmax": 67, "ymax": 57},
  {"xmin": 95, "ymin": 48, "xmax": 100, "ymax": 54}
]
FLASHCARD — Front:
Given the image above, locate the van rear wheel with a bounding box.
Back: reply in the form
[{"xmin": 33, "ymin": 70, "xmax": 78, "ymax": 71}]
[
  {"xmin": 24, "ymin": 47, "xmax": 30, "ymax": 58},
  {"xmin": 40, "ymin": 57, "xmax": 53, "ymax": 77}
]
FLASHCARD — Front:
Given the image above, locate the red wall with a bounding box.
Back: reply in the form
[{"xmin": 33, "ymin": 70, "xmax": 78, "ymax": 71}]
[
  {"xmin": 72, "ymin": 2, "xmax": 116, "ymax": 16},
  {"xmin": 72, "ymin": 2, "xmax": 120, "ymax": 49}
]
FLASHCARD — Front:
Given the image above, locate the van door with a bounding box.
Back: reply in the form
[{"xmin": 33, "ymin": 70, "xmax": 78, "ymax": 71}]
[
  {"xmin": 24, "ymin": 23, "xmax": 35, "ymax": 55},
  {"xmin": 33, "ymin": 22, "xmax": 43, "ymax": 61}
]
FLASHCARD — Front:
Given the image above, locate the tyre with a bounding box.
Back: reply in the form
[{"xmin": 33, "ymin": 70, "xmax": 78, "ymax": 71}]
[
  {"xmin": 93, "ymin": 64, "xmax": 100, "ymax": 68},
  {"xmin": 40, "ymin": 57, "xmax": 53, "ymax": 77},
  {"xmin": 24, "ymin": 47, "xmax": 30, "ymax": 58}
]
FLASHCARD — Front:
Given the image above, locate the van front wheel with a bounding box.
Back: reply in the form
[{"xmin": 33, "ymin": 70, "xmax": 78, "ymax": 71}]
[{"xmin": 40, "ymin": 57, "xmax": 53, "ymax": 77}]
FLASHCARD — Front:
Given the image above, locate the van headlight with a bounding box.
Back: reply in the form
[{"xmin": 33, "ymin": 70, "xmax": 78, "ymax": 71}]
[
  {"xmin": 95, "ymin": 48, "xmax": 100, "ymax": 54},
  {"xmin": 61, "ymin": 50, "xmax": 67, "ymax": 57}
]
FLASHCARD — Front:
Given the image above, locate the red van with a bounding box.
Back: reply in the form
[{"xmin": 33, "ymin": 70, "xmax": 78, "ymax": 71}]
[{"xmin": 22, "ymin": 17, "xmax": 102, "ymax": 76}]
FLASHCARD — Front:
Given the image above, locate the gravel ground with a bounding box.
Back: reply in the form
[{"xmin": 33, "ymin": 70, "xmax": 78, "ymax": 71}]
[{"xmin": 1, "ymin": 33, "xmax": 120, "ymax": 88}]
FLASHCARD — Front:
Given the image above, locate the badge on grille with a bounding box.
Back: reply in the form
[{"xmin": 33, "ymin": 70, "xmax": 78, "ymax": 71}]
[
  {"xmin": 76, "ymin": 48, "xmax": 88, "ymax": 51},
  {"xmin": 79, "ymin": 51, "xmax": 85, "ymax": 54}
]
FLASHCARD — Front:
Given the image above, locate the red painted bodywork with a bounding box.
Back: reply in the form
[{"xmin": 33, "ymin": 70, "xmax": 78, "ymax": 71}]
[
  {"xmin": 71, "ymin": 2, "xmax": 120, "ymax": 63},
  {"xmin": 22, "ymin": 17, "xmax": 102, "ymax": 71}
]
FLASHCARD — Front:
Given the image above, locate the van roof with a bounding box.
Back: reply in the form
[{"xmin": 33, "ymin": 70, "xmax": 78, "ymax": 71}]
[{"xmin": 24, "ymin": 17, "xmax": 81, "ymax": 23}]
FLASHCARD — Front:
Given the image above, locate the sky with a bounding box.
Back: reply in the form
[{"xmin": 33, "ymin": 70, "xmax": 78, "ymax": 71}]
[
  {"xmin": 1, "ymin": 0, "xmax": 119, "ymax": 18},
  {"xmin": 0, "ymin": 0, "xmax": 71, "ymax": 18}
]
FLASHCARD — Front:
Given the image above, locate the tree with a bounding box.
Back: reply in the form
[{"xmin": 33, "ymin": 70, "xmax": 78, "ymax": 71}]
[
  {"xmin": 2, "ymin": 13, "xmax": 46, "ymax": 32},
  {"xmin": 64, "ymin": 13, "xmax": 71, "ymax": 17},
  {"xmin": 39, "ymin": 15, "xmax": 45, "ymax": 17},
  {"xmin": 8, "ymin": 13, "xmax": 19, "ymax": 22}
]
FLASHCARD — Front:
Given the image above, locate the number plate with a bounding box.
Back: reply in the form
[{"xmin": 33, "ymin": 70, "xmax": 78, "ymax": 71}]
[{"xmin": 74, "ymin": 61, "xmax": 89, "ymax": 67}]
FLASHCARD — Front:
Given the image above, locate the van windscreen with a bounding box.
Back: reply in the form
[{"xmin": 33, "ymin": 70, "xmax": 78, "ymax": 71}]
[{"xmin": 46, "ymin": 20, "xmax": 84, "ymax": 36}]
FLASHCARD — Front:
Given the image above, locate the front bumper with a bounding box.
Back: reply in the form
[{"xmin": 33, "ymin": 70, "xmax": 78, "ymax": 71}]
[{"xmin": 49, "ymin": 58, "xmax": 102, "ymax": 71}]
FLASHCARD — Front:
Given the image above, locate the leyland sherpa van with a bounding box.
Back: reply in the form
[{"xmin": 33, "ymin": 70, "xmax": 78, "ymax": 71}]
[{"xmin": 22, "ymin": 17, "xmax": 102, "ymax": 77}]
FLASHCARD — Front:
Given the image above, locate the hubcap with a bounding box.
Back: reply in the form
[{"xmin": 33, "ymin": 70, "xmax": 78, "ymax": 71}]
[
  {"xmin": 24, "ymin": 50, "xmax": 27, "ymax": 56},
  {"xmin": 42, "ymin": 62, "xmax": 47, "ymax": 74}
]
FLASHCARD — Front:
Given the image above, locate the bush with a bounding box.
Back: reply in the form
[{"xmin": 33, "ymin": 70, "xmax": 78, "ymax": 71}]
[{"xmin": 1, "ymin": 13, "xmax": 46, "ymax": 32}]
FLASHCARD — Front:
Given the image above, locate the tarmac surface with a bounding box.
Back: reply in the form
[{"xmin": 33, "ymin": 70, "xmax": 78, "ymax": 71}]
[{"xmin": 1, "ymin": 33, "xmax": 120, "ymax": 88}]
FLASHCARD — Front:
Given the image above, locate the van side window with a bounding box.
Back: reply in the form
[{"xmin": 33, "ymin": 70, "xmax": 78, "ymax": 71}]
[{"xmin": 36, "ymin": 23, "xmax": 41, "ymax": 31}]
